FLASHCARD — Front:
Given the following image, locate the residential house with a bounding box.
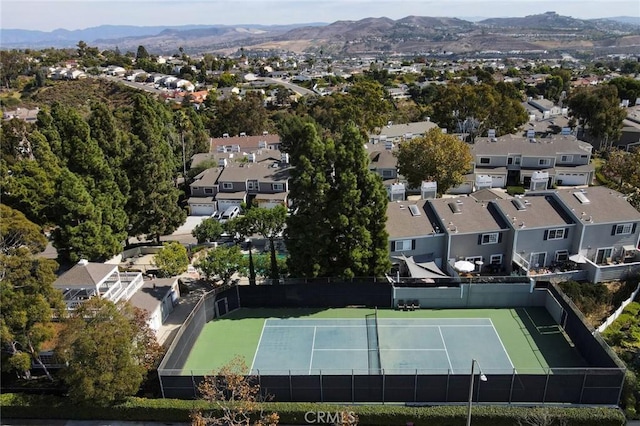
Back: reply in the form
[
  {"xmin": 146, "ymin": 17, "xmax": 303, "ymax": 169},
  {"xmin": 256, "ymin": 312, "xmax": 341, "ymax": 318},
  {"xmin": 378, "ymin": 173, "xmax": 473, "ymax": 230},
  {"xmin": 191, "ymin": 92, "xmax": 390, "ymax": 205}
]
[
  {"xmin": 494, "ymin": 196, "xmax": 576, "ymax": 274},
  {"xmin": 211, "ymin": 133, "xmax": 281, "ymax": 153},
  {"xmin": 53, "ymin": 259, "xmax": 144, "ymax": 311},
  {"xmin": 387, "ymin": 200, "xmax": 446, "ymax": 272},
  {"xmin": 471, "ymin": 133, "xmax": 594, "ymax": 189},
  {"xmin": 369, "ymin": 120, "xmax": 439, "ymax": 145},
  {"xmin": 527, "ymin": 98, "xmax": 563, "ymax": 119},
  {"xmin": 188, "ymin": 167, "xmax": 223, "ymax": 215},
  {"xmin": 216, "ymin": 158, "xmax": 291, "ymax": 210},
  {"xmin": 2, "ymin": 107, "xmax": 40, "ymax": 123},
  {"xmin": 551, "ymin": 187, "xmax": 640, "ymax": 282},
  {"xmin": 128, "ymin": 278, "xmax": 180, "ymax": 341},
  {"xmin": 386, "ymin": 185, "xmax": 640, "ymax": 282},
  {"xmin": 188, "ymin": 153, "xmax": 291, "ymax": 215},
  {"xmin": 428, "ymin": 197, "xmax": 512, "ymax": 275}
]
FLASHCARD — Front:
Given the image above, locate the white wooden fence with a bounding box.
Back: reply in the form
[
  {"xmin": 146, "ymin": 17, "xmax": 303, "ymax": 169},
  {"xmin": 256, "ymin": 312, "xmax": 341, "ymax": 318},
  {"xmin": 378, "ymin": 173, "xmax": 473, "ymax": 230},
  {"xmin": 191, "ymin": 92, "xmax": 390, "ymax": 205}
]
[{"xmin": 597, "ymin": 282, "xmax": 640, "ymax": 333}]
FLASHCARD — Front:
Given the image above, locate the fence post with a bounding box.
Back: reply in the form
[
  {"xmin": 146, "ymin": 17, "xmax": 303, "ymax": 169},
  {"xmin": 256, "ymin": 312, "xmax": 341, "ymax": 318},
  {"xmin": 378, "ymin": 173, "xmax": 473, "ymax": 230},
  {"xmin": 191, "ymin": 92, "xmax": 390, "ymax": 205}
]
[
  {"xmin": 542, "ymin": 368, "xmax": 550, "ymax": 403},
  {"xmin": 159, "ymin": 371, "xmax": 166, "ymax": 399},
  {"xmin": 352, "ymin": 370, "xmax": 355, "ymax": 404},
  {"xmin": 191, "ymin": 370, "xmax": 197, "ymax": 398},
  {"xmin": 617, "ymin": 369, "xmax": 626, "ymax": 406},
  {"xmin": 508, "ymin": 369, "xmax": 515, "ymax": 404},
  {"xmin": 445, "ymin": 369, "xmax": 450, "ymax": 402},
  {"xmin": 579, "ymin": 369, "xmax": 588, "ymax": 403}
]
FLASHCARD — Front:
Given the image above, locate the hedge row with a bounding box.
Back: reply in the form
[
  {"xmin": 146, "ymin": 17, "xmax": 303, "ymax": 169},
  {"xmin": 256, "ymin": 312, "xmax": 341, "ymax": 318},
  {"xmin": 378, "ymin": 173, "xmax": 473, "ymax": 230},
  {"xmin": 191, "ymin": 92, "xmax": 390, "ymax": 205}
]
[{"xmin": 0, "ymin": 393, "xmax": 626, "ymax": 425}]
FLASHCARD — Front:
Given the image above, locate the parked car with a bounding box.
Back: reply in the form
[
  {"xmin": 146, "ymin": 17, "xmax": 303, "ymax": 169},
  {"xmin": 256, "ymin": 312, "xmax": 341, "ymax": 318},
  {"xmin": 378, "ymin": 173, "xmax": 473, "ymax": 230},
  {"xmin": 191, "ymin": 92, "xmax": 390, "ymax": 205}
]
[
  {"xmin": 210, "ymin": 210, "xmax": 221, "ymax": 220},
  {"xmin": 219, "ymin": 206, "xmax": 240, "ymax": 223}
]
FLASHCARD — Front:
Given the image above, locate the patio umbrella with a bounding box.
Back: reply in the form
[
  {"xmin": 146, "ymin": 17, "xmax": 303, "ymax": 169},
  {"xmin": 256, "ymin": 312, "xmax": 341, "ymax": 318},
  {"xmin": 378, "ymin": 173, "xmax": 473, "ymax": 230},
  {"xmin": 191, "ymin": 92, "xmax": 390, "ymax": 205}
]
[
  {"xmin": 569, "ymin": 254, "xmax": 587, "ymax": 264},
  {"xmin": 454, "ymin": 260, "xmax": 475, "ymax": 273}
]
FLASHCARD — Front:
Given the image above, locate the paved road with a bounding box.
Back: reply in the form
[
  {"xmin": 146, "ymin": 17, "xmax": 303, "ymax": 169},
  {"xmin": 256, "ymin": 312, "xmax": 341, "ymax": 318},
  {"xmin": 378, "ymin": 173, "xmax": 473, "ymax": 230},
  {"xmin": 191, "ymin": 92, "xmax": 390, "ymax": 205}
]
[{"xmin": 262, "ymin": 77, "xmax": 315, "ymax": 96}]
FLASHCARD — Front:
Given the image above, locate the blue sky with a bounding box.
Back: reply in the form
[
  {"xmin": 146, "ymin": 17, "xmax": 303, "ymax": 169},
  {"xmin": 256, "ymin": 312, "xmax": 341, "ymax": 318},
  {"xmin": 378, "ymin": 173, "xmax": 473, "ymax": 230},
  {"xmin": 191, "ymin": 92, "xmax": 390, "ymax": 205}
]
[{"xmin": 2, "ymin": 0, "xmax": 639, "ymax": 31}]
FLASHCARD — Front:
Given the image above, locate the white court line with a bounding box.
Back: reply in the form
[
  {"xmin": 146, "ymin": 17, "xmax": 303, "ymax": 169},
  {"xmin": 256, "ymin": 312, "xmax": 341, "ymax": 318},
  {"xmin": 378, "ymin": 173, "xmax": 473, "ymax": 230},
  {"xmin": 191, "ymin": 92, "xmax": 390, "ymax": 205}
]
[
  {"xmin": 489, "ymin": 318, "xmax": 516, "ymax": 372},
  {"xmin": 438, "ymin": 326, "xmax": 454, "ymax": 374},
  {"xmin": 313, "ymin": 348, "xmax": 369, "ymax": 351},
  {"xmin": 312, "ymin": 348, "xmax": 447, "ymax": 352},
  {"xmin": 308, "ymin": 326, "xmax": 317, "ymax": 375},
  {"xmin": 265, "ymin": 325, "xmax": 363, "ymax": 328},
  {"xmin": 250, "ymin": 319, "xmax": 267, "ymax": 373},
  {"xmin": 381, "ymin": 348, "xmax": 448, "ymax": 352},
  {"xmin": 264, "ymin": 324, "xmax": 495, "ymax": 328}
]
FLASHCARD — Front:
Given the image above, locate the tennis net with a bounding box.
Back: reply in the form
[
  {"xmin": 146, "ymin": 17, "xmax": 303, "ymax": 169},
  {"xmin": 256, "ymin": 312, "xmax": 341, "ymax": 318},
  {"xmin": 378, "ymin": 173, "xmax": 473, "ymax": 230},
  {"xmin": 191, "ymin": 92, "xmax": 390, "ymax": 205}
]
[{"xmin": 365, "ymin": 308, "xmax": 382, "ymax": 374}]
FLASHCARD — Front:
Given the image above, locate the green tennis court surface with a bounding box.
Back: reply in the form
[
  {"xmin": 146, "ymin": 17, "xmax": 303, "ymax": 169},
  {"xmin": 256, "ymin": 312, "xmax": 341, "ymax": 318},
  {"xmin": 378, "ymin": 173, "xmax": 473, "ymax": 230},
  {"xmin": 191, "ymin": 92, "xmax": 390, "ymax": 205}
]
[{"xmin": 181, "ymin": 307, "xmax": 586, "ymax": 375}]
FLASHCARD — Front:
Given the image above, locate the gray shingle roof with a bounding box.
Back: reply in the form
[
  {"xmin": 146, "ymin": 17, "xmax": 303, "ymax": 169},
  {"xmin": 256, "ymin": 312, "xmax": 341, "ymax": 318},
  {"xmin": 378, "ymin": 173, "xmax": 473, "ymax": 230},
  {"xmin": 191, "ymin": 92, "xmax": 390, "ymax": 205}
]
[
  {"xmin": 386, "ymin": 200, "xmax": 436, "ymax": 238},
  {"xmin": 54, "ymin": 262, "xmax": 118, "ymax": 289},
  {"xmin": 128, "ymin": 278, "xmax": 177, "ymax": 314},
  {"xmin": 552, "ymin": 187, "xmax": 640, "ymax": 224},
  {"xmin": 429, "ymin": 197, "xmax": 508, "ymax": 234},
  {"xmin": 471, "ymin": 134, "xmax": 591, "ymax": 157},
  {"xmin": 495, "ymin": 196, "xmax": 574, "ymax": 229}
]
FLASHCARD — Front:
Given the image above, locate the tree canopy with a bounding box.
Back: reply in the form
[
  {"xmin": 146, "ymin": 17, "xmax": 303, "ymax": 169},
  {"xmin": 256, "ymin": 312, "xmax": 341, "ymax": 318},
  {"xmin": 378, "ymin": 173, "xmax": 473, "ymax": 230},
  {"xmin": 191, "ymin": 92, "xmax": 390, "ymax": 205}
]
[
  {"xmin": 568, "ymin": 85, "xmax": 627, "ymax": 151},
  {"xmin": 57, "ymin": 298, "xmax": 161, "ymax": 405},
  {"xmin": 153, "ymin": 241, "xmax": 189, "ymax": 277},
  {"xmin": 192, "ymin": 218, "xmax": 224, "ymax": 244},
  {"xmin": 395, "ymin": 127, "xmax": 474, "ymax": 194},
  {"xmin": 195, "ymin": 245, "xmax": 247, "ymax": 286},
  {"xmin": 0, "ymin": 208, "xmax": 63, "ymax": 381},
  {"xmin": 282, "ymin": 119, "xmax": 390, "ymax": 278}
]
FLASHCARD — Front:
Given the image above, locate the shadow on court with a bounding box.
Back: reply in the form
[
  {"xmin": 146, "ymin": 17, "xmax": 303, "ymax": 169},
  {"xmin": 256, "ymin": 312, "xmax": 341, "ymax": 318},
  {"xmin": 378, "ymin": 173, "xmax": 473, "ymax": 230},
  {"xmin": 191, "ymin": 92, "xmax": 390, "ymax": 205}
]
[
  {"xmin": 221, "ymin": 307, "xmax": 360, "ymax": 320},
  {"xmin": 513, "ymin": 307, "xmax": 587, "ymax": 368}
]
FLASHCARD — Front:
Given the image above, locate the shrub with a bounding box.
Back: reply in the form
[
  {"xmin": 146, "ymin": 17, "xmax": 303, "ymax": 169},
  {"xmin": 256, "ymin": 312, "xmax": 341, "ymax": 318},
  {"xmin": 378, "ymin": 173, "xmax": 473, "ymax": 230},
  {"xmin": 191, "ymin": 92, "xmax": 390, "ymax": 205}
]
[
  {"xmin": 506, "ymin": 186, "xmax": 525, "ymax": 196},
  {"xmin": 0, "ymin": 394, "xmax": 627, "ymax": 425}
]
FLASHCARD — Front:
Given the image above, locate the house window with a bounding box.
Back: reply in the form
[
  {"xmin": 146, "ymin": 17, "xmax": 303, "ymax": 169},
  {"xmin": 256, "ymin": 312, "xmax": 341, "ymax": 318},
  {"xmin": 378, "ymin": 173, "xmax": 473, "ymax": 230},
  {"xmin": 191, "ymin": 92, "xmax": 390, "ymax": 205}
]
[
  {"xmin": 247, "ymin": 181, "xmax": 258, "ymax": 190},
  {"xmin": 382, "ymin": 170, "xmax": 394, "ymax": 178},
  {"xmin": 465, "ymin": 256, "xmax": 483, "ymax": 271},
  {"xmin": 555, "ymin": 250, "xmax": 569, "ymax": 262},
  {"xmin": 480, "ymin": 157, "xmax": 490, "ymax": 164},
  {"xmin": 545, "ymin": 228, "xmax": 566, "ymax": 240},
  {"xmin": 222, "ymin": 182, "xmax": 233, "ymax": 190},
  {"xmin": 490, "ymin": 254, "xmax": 502, "ymax": 265},
  {"xmin": 615, "ymin": 223, "xmax": 634, "ymax": 235},
  {"xmin": 481, "ymin": 233, "xmax": 499, "ymax": 245},
  {"xmin": 204, "ymin": 188, "xmax": 213, "ymax": 194},
  {"xmin": 539, "ymin": 158, "xmax": 551, "ymax": 166},
  {"xmin": 393, "ymin": 239, "xmax": 414, "ymax": 252},
  {"xmin": 530, "ymin": 252, "xmax": 547, "ymax": 268},
  {"xmin": 560, "ymin": 155, "xmax": 573, "ymax": 162},
  {"xmin": 272, "ymin": 183, "xmax": 284, "ymax": 191}
]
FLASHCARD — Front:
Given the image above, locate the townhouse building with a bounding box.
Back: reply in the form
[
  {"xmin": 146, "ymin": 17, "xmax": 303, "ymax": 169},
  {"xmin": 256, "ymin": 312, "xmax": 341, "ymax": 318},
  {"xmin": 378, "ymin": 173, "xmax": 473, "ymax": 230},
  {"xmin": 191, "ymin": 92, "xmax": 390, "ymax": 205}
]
[
  {"xmin": 385, "ymin": 187, "xmax": 640, "ymax": 283},
  {"xmin": 471, "ymin": 133, "xmax": 594, "ymax": 190}
]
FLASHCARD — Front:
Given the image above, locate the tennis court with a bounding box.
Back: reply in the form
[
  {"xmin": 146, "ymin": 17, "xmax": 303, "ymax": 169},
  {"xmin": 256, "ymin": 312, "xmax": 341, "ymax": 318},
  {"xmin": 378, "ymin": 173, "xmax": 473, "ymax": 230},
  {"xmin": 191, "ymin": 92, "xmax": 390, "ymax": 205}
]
[
  {"xmin": 181, "ymin": 307, "xmax": 586, "ymax": 375},
  {"xmin": 251, "ymin": 317, "xmax": 513, "ymax": 375}
]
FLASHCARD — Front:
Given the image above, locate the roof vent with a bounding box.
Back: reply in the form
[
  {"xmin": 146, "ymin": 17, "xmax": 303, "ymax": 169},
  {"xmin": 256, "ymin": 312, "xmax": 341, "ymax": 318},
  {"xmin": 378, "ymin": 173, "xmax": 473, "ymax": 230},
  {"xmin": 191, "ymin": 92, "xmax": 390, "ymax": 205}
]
[
  {"xmin": 408, "ymin": 205, "xmax": 421, "ymax": 216},
  {"xmin": 573, "ymin": 191, "xmax": 590, "ymax": 204},
  {"xmin": 512, "ymin": 199, "xmax": 527, "ymax": 211},
  {"xmin": 448, "ymin": 202, "xmax": 462, "ymax": 214}
]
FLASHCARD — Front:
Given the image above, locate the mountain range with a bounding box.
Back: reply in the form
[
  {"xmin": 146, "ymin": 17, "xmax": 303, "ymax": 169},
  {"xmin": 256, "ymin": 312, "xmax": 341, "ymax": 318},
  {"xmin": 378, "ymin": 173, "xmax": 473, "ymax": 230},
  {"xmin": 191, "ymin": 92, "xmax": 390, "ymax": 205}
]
[{"xmin": 1, "ymin": 13, "xmax": 639, "ymax": 55}]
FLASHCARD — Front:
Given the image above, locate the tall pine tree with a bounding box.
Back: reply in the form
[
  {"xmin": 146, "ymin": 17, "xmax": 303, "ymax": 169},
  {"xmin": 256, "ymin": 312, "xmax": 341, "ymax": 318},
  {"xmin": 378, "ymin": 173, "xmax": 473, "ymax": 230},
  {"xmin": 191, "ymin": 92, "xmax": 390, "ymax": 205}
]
[
  {"xmin": 283, "ymin": 119, "xmax": 390, "ymax": 278},
  {"xmin": 126, "ymin": 95, "xmax": 186, "ymax": 242}
]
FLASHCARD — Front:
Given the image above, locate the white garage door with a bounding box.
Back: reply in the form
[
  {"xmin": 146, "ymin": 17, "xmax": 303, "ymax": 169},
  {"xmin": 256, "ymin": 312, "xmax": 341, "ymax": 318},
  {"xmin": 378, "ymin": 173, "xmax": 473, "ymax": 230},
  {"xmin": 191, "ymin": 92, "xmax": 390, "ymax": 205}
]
[
  {"xmin": 190, "ymin": 204, "xmax": 215, "ymax": 216},
  {"xmin": 217, "ymin": 200, "xmax": 243, "ymax": 212},
  {"xmin": 557, "ymin": 173, "xmax": 586, "ymax": 186},
  {"xmin": 490, "ymin": 175, "xmax": 505, "ymax": 188}
]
